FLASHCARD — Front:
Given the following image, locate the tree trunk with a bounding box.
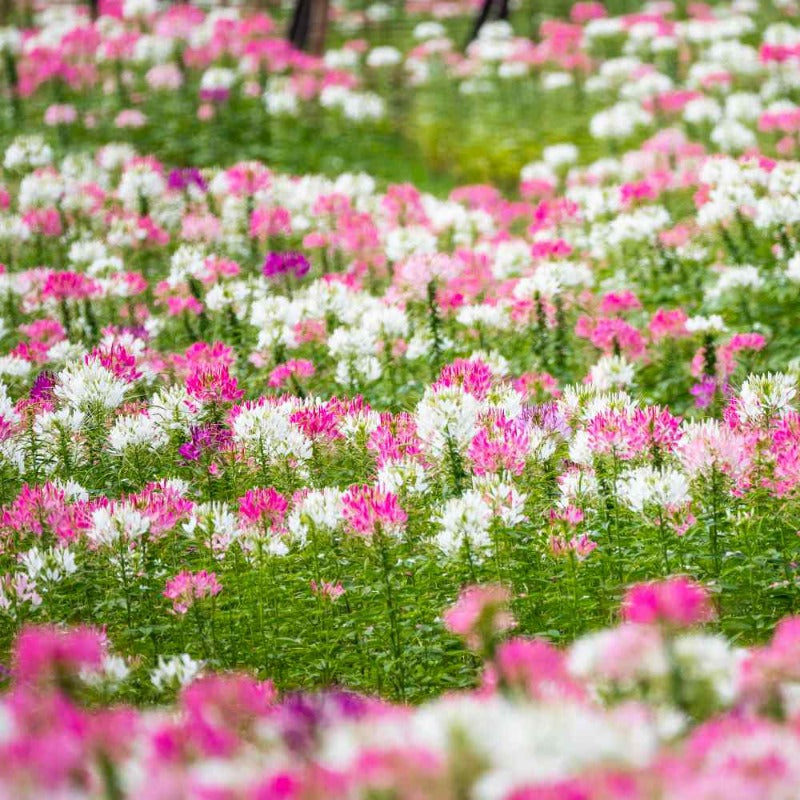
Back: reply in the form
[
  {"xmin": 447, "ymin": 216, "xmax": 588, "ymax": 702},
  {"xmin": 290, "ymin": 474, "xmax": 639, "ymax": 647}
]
[
  {"xmin": 288, "ymin": 0, "xmax": 311, "ymax": 49},
  {"xmin": 465, "ymin": 0, "xmax": 510, "ymax": 47},
  {"xmin": 307, "ymin": 0, "xmax": 330, "ymax": 55}
]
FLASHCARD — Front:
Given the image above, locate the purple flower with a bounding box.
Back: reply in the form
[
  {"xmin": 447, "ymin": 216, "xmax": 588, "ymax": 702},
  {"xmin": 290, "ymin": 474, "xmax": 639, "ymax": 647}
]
[
  {"xmin": 119, "ymin": 325, "xmax": 149, "ymax": 340},
  {"xmin": 199, "ymin": 88, "xmax": 230, "ymax": 104},
  {"xmin": 178, "ymin": 441, "xmax": 202, "ymax": 462},
  {"xmin": 274, "ymin": 690, "xmax": 373, "ymax": 755},
  {"xmin": 262, "ymin": 251, "xmax": 311, "ymax": 281},
  {"xmin": 690, "ymin": 377, "xmax": 718, "ymax": 409},
  {"xmin": 324, "ymin": 689, "xmax": 373, "ymax": 720},
  {"xmin": 168, "ymin": 168, "xmax": 207, "ymax": 193},
  {"xmin": 278, "ymin": 693, "xmax": 324, "ymax": 754},
  {"xmin": 179, "ymin": 423, "xmax": 232, "ymax": 463},
  {"xmin": 521, "ymin": 403, "xmax": 570, "ymax": 437},
  {"xmin": 29, "ymin": 370, "xmax": 56, "ymax": 404}
]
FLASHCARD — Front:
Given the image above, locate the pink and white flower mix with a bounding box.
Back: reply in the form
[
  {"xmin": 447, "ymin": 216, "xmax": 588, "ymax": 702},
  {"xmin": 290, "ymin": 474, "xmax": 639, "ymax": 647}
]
[{"xmin": 1, "ymin": 0, "xmax": 800, "ymax": 795}]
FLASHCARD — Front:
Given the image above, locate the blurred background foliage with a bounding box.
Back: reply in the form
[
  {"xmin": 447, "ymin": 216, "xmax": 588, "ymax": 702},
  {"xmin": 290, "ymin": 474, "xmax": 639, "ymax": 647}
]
[
  {"xmin": 0, "ymin": 0, "xmax": 786, "ymax": 195},
  {"xmin": 0, "ymin": 0, "xmax": 699, "ymax": 195}
]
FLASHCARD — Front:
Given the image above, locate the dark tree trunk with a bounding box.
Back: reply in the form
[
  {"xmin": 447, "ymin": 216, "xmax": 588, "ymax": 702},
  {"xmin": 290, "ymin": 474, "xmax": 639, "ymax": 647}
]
[
  {"xmin": 288, "ymin": 0, "xmax": 329, "ymax": 54},
  {"xmin": 288, "ymin": 0, "xmax": 311, "ymax": 49},
  {"xmin": 307, "ymin": 0, "xmax": 330, "ymax": 55},
  {"xmin": 465, "ymin": 0, "xmax": 510, "ymax": 47}
]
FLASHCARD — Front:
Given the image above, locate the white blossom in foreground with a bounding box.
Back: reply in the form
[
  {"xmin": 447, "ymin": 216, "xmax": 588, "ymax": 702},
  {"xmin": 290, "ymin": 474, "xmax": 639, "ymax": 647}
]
[{"xmin": 55, "ymin": 360, "xmax": 128, "ymax": 412}]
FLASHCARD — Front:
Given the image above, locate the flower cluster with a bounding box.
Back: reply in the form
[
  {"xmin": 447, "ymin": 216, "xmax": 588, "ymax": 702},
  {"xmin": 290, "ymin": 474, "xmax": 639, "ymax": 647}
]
[
  {"xmin": 1, "ymin": 0, "xmax": 800, "ymax": 793},
  {"xmin": 4, "ymin": 581, "xmax": 800, "ymax": 798},
  {"xmin": 163, "ymin": 570, "xmax": 222, "ymax": 615}
]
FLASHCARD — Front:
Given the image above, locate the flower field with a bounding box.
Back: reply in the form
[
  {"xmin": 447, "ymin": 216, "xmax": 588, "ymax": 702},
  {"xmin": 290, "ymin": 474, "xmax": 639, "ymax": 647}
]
[{"xmin": 5, "ymin": 0, "xmax": 800, "ymax": 796}]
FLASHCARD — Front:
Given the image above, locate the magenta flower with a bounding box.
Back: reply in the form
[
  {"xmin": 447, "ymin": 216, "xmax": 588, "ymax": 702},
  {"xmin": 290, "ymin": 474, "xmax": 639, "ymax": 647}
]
[
  {"xmin": 88, "ymin": 343, "xmax": 141, "ymax": 382},
  {"xmin": 42, "ymin": 271, "xmax": 98, "ymax": 301},
  {"xmin": 167, "ymin": 168, "xmax": 207, "ymax": 192},
  {"xmin": 367, "ymin": 412, "xmax": 423, "ymax": 467},
  {"xmin": 164, "ymin": 570, "xmax": 222, "ymax": 615},
  {"xmin": 690, "ymin": 376, "xmax": 719, "ymax": 409},
  {"xmin": 442, "ymin": 584, "xmax": 515, "ymax": 651},
  {"xmin": 268, "ymin": 359, "xmax": 315, "ymax": 389},
  {"xmin": 13, "ymin": 625, "xmax": 103, "ymax": 685},
  {"xmin": 341, "ymin": 484, "xmax": 407, "ymax": 538},
  {"xmin": 186, "ymin": 364, "xmax": 243, "ymax": 405},
  {"xmin": 621, "ymin": 577, "xmax": 715, "ymax": 628},
  {"xmin": 310, "ymin": 580, "xmax": 345, "ymax": 602},
  {"xmin": 492, "ymin": 638, "xmax": 584, "ymax": 701},
  {"xmin": 433, "ymin": 359, "xmax": 494, "ymax": 401},
  {"xmin": 199, "ymin": 87, "xmax": 230, "ymax": 104},
  {"xmin": 238, "ymin": 487, "xmax": 289, "ymax": 530},
  {"xmin": 179, "ymin": 673, "xmax": 277, "ymax": 757},
  {"xmin": 739, "ymin": 617, "xmax": 800, "ymax": 709},
  {"xmin": 179, "ymin": 423, "xmax": 233, "ymax": 463},
  {"xmin": 262, "ymin": 251, "xmax": 311, "ymax": 280},
  {"xmin": 250, "ymin": 206, "xmax": 292, "ymax": 239},
  {"xmin": 28, "ymin": 370, "xmax": 56, "ymax": 404},
  {"xmin": 468, "ymin": 413, "xmax": 529, "ymax": 477}
]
